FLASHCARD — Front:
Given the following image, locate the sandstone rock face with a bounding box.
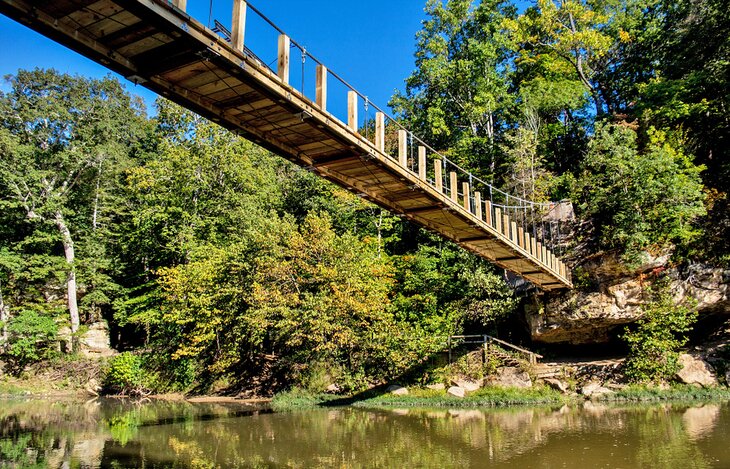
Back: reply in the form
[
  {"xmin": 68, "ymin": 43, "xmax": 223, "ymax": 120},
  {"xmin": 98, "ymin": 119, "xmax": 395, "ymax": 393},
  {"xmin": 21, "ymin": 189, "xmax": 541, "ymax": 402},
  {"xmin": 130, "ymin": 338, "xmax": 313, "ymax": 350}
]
[
  {"xmin": 79, "ymin": 322, "xmax": 115, "ymax": 357},
  {"xmin": 386, "ymin": 385, "xmax": 409, "ymax": 396},
  {"xmin": 526, "ymin": 260, "xmax": 729, "ymax": 345},
  {"xmin": 675, "ymin": 354, "xmax": 718, "ymax": 387},
  {"xmin": 447, "ymin": 386, "xmax": 465, "ymax": 398},
  {"xmin": 487, "ymin": 367, "xmax": 532, "ymax": 389}
]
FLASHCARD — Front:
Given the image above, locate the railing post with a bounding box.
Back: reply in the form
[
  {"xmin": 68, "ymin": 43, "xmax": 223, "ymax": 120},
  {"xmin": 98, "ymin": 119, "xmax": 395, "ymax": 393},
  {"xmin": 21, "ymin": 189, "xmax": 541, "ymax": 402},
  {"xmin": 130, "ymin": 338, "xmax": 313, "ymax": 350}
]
[
  {"xmin": 494, "ymin": 207, "xmax": 502, "ymax": 234},
  {"xmin": 347, "ymin": 91, "xmax": 357, "ymax": 132},
  {"xmin": 434, "ymin": 159, "xmax": 443, "ymax": 192},
  {"xmin": 316, "ymin": 64, "xmax": 327, "ymax": 111},
  {"xmin": 485, "ymin": 200, "xmax": 492, "ymax": 227},
  {"xmin": 418, "ymin": 146, "xmax": 426, "ymax": 180},
  {"xmin": 462, "ymin": 182, "xmax": 470, "ymax": 211},
  {"xmin": 511, "ymin": 220, "xmax": 518, "ymax": 244},
  {"xmin": 278, "ymin": 34, "xmax": 290, "ymax": 83},
  {"xmin": 231, "ymin": 0, "xmax": 247, "ymax": 51},
  {"xmin": 475, "ymin": 192, "xmax": 482, "ymax": 220},
  {"xmin": 503, "ymin": 213, "xmax": 511, "ymax": 239},
  {"xmin": 449, "ymin": 172, "xmax": 458, "ymax": 202},
  {"xmin": 517, "ymin": 226, "xmax": 525, "ymax": 249},
  {"xmin": 525, "ymin": 232, "xmax": 531, "ymax": 254},
  {"xmin": 172, "ymin": 0, "xmax": 187, "ymax": 12},
  {"xmin": 532, "ymin": 238, "xmax": 538, "ymax": 260},
  {"xmin": 375, "ymin": 112, "xmax": 385, "ymax": 152},
  {"xmin": 398, "ymin": 129, "xmax": 407, "ymax": 167},
  {"xmin": 536, "ymin": 241, "xmax": 543, "ymax": 262}
]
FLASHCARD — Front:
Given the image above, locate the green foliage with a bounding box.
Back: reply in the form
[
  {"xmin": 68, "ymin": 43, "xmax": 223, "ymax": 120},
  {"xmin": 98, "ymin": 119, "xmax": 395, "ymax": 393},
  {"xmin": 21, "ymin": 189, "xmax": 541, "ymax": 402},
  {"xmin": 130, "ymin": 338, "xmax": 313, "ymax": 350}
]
[
  {"xmin": 4, "ymin": 310, "xmax": 58, "ymax": 375},
  {"xmin": 104, "ymin": 352, "xmax": 148, "ymax": 395},
  {"xmin": 576, "ymin": 124, "xmax": 706, "ymax": 263},
  {"xmin": 623, "ymin": 281, "xmax": 699, "ymax": 384},
  {"xmin": 596, "ymin": 384, "xmax": 730, "ymax": 402}
]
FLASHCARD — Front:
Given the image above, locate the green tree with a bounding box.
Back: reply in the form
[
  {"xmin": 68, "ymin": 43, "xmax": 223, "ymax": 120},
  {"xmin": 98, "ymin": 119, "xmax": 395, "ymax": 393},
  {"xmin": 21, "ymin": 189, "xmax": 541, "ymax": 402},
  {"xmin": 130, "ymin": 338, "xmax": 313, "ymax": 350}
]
[
  {"xmin": 0, "ymin": 69, "xmax": 144, "ymax": 342},
  {"xmin": 575, "ymin": 124, "xmax": 705, "ymax": 263}
]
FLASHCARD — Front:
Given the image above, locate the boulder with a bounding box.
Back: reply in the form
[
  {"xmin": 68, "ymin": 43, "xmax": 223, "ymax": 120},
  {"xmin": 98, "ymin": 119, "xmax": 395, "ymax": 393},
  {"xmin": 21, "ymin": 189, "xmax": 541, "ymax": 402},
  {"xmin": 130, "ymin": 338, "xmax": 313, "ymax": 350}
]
[
  {"xmin": 426, "ymin": 383, "xmax": 445, "ymax": 391},
  {"xmin": 543, "ymin": 378, "xmax": 569, "ymax": 394},
  {"xmin": 487, "ymin": 367, "xmax": 532, "ymax": 389},
  {"xmin": 386, "ymin": 385, "xmax": 409, "ymax": 396},
  {"xmin": 450, "ymin": 378, "xmax": 481, "ymax": 392},
  {"xmin": 580, "ymin": 382, "xmax": 614, "ymax": 397},
  {"xmin": 675, "ymin": 354, "xmax": 718, "ymax": 387},
  {"xmin": 725, "ymin": 370, "xmax": 730, "ymax": 387},
  {"xmin": 325, "ymin": 383, "xmax": 341, "ymax": 393},
  {"xmin": 447, "ymin": 386, "xmax": 465, "ymax": 398}
]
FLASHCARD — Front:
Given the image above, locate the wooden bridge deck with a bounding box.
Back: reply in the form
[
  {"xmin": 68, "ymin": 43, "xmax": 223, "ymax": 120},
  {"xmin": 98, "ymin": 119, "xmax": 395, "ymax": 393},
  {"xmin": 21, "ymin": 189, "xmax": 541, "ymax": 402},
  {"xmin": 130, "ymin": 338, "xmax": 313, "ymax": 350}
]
[{"xmin": 0, "ymin": 0, "xmax": 572, "ymax": 290}]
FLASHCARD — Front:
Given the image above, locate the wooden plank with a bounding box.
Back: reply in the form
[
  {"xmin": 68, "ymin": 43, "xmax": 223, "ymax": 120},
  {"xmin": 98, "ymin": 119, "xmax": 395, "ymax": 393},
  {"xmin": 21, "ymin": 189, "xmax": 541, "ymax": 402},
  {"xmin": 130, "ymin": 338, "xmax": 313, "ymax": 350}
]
[
  {"xmin": 231, "ymin": 0, "xmax": 247, "ymax": 51},
  {"xmin": 532, "ymin": 238, "xmax": 538, "ymax": 259},
  {"xmin": 418, "ymin": 146, "xmax": 426, "ymax": 181},
  {"xmin": 475, "ymin": 192, "xmax": 482, "ymax": 220},
  {"xmin": 511, "ymin": 221, "xmax": 518, "ymax": 245},
  {"xmin": 494, "ymin": 208, "xmax": 502, "ymax": 234},
  {"xmin": 485, "ymin": 200, "xmax": 492, "ymax": 227},
  {"xmin": 375, "ymin": 112, "xmax": 385, "ymax": 152},
  {"xmin": 347, "ymin": 91, "xmax": 357, "ymax": 131},
  {"xmin": 316, "ymin": 64, "xmax": 327, "ymax": 111},
  {"xmin": 398, "ymin": 129, "xmax": 407, "ymax": 168},
  {"xmin": 434, "ymin": 159, "xmax": 442, "ymax": 193},
  {"xmin": 450, "ymin": 172, "xmax": 458, "ymax": 202},
  {"xmin": 462, "ymin": 182, "xmax": 470, "ymax": 211},
  {"xmin": 278, "ymin": 34, "xmax": 290, "ymax": 83},
  {"xmin": 503, "ymin": 214, "xmax": 511, "ymax": 240},
  {"xmin": 517, "ymin": 226, "xmax": 525, "ymax": 249}
]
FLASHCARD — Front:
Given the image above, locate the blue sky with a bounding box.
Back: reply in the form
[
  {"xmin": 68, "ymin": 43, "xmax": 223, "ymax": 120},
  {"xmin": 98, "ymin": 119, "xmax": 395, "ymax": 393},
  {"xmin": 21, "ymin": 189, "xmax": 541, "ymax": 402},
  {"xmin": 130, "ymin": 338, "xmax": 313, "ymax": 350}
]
[{"xmin": 0, "ymin": 0, "xmax": 429, "ymax": 115}]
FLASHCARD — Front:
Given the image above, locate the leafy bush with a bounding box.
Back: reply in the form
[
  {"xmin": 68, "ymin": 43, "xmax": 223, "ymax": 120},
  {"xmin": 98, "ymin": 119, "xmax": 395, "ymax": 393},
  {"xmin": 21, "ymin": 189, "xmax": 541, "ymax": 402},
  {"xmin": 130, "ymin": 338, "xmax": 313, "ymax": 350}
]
[
  {"xmin": 623, "ymin": 280, "xmax": 698, "ymax": 384},
  {"xmin": 4, "ymin": 310, "xmax": 58, "ymax": 375},
  {"xmin": 104, "ymin": 352, "xmax": 148, "ymax": 395}
]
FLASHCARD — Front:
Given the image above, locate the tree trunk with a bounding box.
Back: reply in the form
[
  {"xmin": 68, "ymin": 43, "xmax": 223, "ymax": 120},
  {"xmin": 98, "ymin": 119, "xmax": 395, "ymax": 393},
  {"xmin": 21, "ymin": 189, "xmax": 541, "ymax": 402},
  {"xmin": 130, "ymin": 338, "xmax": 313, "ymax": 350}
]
[
  {"xmin": 54, "ymin": 211, "xmax": 80, "ymax": 342},
  {"xmin": 0, "ymin": 282, "xmax": 8, "ymax": 345}
]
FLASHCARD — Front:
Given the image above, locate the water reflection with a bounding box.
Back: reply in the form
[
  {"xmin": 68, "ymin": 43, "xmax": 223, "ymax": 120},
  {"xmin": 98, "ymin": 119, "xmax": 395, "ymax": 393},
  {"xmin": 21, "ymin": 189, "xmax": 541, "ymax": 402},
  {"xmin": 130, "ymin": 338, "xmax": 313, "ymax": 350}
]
[{"xmin": 0, "ymin": 397, "xmax": 727, "ymax": 468}]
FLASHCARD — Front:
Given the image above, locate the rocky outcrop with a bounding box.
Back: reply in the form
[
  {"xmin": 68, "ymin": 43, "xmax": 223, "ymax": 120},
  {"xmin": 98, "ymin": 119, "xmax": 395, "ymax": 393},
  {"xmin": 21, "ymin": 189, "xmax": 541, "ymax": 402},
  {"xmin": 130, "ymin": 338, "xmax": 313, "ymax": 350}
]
[
  {"xmin": 451, "ymin": 379, "xmax": 481, "ymax": 392},
  {"xmin": 386, "ymin": 385, "xmax": 409, "ymax": 396},
  {"xmin": 525, "ymin": 258, "xmax": 729, "ymax": 344},
  {"xmin": 79, "ymin": 322, "xmax": 116, "ymax": 357},
  {"xmin": 447, "ymin": 386, "xmax": 466, "ymax": 398},
  {"xmin": 486, "ymin": 367, "xmax": 532, "ymax": 388}
]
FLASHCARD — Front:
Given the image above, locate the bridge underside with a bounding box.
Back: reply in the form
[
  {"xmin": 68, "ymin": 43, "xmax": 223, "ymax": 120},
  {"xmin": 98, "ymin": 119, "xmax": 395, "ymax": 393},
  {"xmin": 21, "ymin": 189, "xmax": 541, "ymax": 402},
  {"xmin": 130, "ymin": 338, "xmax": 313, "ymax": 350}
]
[{"xmin": 1, "ymin": 0, "xmax": 572, "ymax": 290}]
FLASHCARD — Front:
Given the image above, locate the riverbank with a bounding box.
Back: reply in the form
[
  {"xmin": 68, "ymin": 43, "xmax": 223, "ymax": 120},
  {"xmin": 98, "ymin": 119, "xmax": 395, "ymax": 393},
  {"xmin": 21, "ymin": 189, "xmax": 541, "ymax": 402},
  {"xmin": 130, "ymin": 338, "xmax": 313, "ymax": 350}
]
[{"xmin": 269, "ymin": 384, "xmax": 730, "ymax": 412}]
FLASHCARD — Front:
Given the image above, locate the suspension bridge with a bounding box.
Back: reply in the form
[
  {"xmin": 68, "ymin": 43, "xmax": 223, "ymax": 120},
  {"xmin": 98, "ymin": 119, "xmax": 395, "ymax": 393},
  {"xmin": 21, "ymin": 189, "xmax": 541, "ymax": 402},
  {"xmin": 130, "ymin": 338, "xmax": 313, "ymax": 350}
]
[{"xmin": 0, "ymin": 0, "xmax": 573, "ymax": 290}]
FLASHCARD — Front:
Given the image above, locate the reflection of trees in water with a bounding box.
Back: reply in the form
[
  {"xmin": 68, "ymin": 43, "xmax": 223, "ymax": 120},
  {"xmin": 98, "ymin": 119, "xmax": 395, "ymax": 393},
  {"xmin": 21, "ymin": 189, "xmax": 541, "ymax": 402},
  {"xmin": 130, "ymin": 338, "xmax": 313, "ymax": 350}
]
[{"xmin": 0, "ymin": 399, "xmax": 725, "ymax": 468}]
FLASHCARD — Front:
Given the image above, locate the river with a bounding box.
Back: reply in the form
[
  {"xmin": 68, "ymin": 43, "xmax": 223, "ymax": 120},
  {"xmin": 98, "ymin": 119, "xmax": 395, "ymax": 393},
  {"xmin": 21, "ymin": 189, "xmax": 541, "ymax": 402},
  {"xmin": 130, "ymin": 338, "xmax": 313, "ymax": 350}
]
[{"xmin": 1, "ymin": 397, "xmax": 728, "ymax": 467}]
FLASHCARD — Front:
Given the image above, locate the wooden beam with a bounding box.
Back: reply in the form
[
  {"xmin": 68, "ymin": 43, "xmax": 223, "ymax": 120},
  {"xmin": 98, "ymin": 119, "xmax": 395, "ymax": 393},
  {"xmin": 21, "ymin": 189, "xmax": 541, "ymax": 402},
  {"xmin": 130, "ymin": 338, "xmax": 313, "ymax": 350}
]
[
  {"xmin": 503, "ymin": 214, "xmax": 511, "ymax": 239},
  {"xmin": 462, "ymin": 182, "xmax": 470, "ymax": 211},
  {"xmin": 434, "ymin": 159, "xmax": 443, "ymax": 193},
  {"xmin": 375, "ymin": 112, "xmax": 385, "ymax": 151},
  {"xmin": 278, "ymin": 34, "xmax": 290, "ymax": 83},
  {"xmin": 536, "ymin": 242, "xmax": 543, "ymax": 262},
  {"xmin": 347, "ymin": 91, "xmax": 357, "ymax": 131},
  {"xmin": 316, "ymin": 64, "xmax": 327, "ymax": 111},
  {"xmin": 485, "ymin": 200, "xmax": 492, "ymax": 227},
  {"xmin": 517, "ymin": 226, "xmax": 525, "ymax": 249},
  {"xmin": 450, "ymin": 172, "xmax": 458, "ymax": 202},
  {"xmin": 231, "ymin": 0, "xmax": 247, "ymax": 51},
  {"xmin": 475, "ymin": 192, "xmax": 482, "ymax": 220},
  {"xmin": 398, "ymin": 129, "xmax": 407, "ymax": 167},
  {"xmin": 532, "ymin": 238, "xmax": 538, "ymax": 259},
  {"xmin": 494, "ymin": 207, "xmax": 502, "ymax": 234},
  {"xmin": 418, "ymin": 146, "xmax": 426, "ymax": 180},
  {"xmin": 173, "ymin": 0, "xmax": 187, "ymax": 12},
  {"xmin": 511, "ymin": 221, "xmax": 518, "ymax": 244},
  {"xmin": 405, "ymin": 205, "xmax": 442, "ymax": 214},
  {"xmin": 461, "ymin": 235, "xmax": 492, "ymax": 242}
]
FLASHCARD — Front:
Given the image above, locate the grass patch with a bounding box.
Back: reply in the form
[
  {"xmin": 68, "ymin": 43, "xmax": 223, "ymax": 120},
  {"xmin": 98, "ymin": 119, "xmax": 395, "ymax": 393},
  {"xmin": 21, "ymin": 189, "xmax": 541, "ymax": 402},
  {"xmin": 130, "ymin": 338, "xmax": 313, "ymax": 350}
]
[
  {"xmin": 595, "ymin": 384, "xmax": 730, "ymax": 403},
  {"xmin": 355, "ymin": 386, "xmax": 568, "ymax": 408},
  {"xmin": 270, "ymin": 388, "xmax": 340, "ymax": 412}
]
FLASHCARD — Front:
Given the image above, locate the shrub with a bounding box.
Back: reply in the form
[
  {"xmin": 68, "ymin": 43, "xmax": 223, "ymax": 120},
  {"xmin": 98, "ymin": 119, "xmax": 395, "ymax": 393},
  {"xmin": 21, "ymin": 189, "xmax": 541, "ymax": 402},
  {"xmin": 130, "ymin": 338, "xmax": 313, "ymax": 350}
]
[
  {"xmin": 623, "ymin": 280, "xmax": 698, "ymax": 384},
  {"xmin": 4, "ymin": 310, "xmax": 58, "ymax": 375},
  {"xmin": 104, "ymin": 352, "xmax": 148, "ymax": 395}
]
